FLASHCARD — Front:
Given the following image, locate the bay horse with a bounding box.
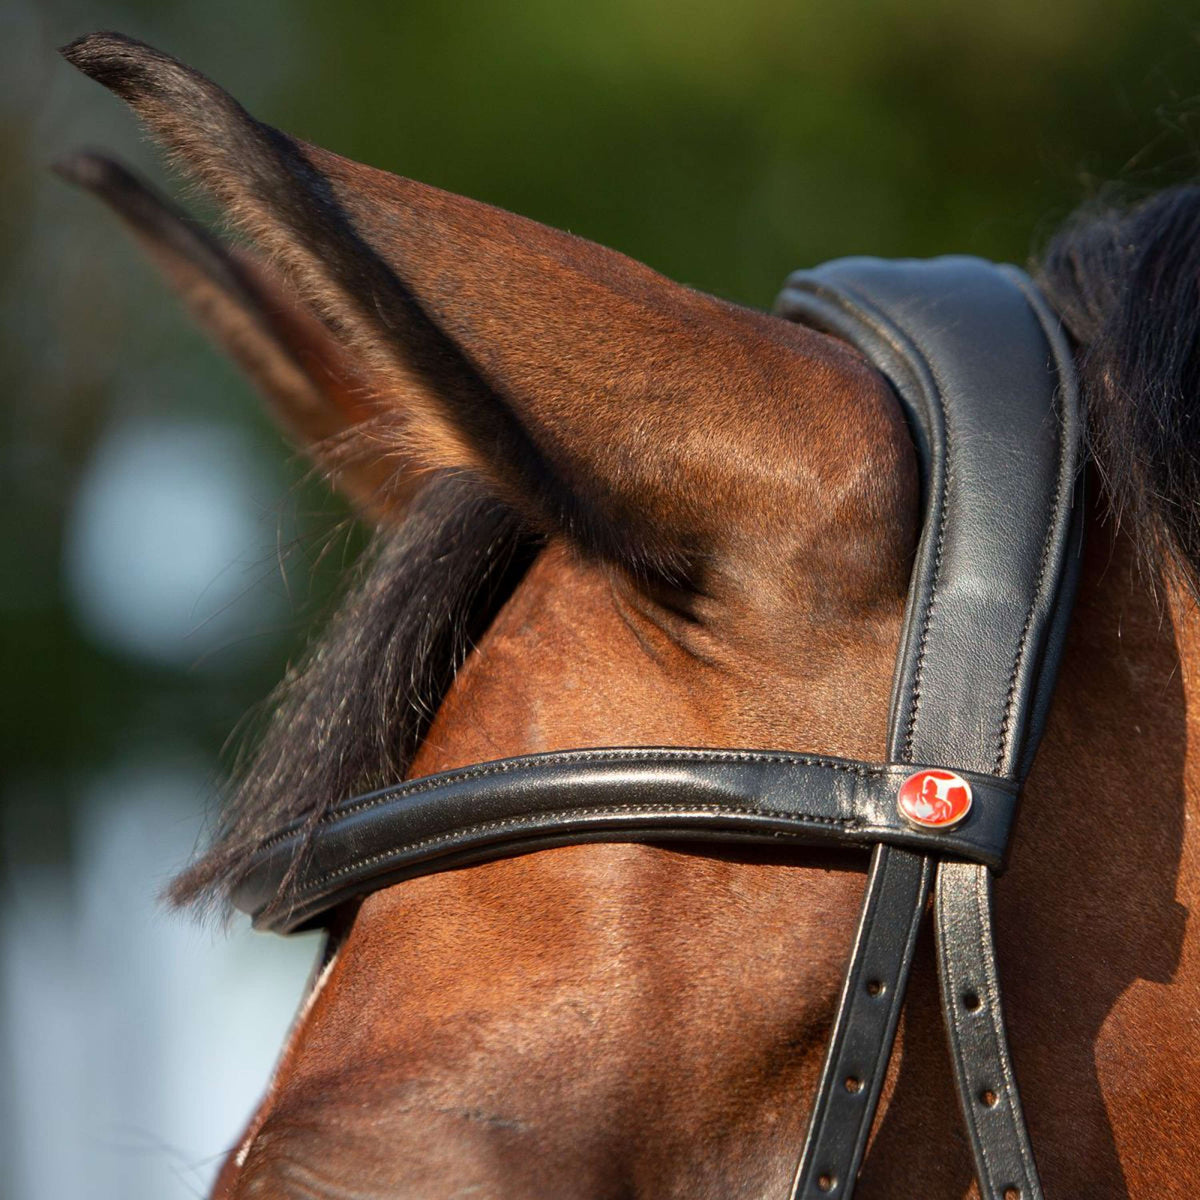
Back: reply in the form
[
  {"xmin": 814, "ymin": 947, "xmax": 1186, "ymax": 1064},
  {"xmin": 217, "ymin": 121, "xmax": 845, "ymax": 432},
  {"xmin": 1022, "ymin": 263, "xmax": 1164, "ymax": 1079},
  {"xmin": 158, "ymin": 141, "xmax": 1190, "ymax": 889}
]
[{"xmin": 59, "ymin": 32, "xmax": 1199, "ymax": 1199}]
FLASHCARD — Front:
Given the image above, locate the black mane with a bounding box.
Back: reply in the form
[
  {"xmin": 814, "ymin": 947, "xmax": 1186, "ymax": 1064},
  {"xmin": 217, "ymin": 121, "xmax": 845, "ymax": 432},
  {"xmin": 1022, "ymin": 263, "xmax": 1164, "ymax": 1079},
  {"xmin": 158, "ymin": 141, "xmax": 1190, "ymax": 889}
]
[
  {"xmin": 173, "ymin": 188, "xmax": 1200, "ymax": 912},
  {"xmin": 1036, "ymin": 185, "xmax": 1200, "ymax": 596}
]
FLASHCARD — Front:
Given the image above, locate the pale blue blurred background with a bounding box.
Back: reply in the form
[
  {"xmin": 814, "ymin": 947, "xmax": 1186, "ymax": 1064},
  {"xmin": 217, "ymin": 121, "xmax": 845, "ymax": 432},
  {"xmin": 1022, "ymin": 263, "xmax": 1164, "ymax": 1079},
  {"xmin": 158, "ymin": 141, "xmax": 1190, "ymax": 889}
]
[{"xmin": 4, "ymin": 0, "xmax": 1200, "ymax": 1195}]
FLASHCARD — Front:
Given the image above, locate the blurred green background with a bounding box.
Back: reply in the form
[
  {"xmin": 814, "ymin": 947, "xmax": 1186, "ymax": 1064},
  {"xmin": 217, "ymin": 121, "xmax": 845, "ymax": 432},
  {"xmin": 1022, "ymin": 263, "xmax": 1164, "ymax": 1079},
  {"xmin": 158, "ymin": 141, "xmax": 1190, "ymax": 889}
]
[{"xmin": 3, "ymin": 0, "xmax": 1200, "ymax": 1195}]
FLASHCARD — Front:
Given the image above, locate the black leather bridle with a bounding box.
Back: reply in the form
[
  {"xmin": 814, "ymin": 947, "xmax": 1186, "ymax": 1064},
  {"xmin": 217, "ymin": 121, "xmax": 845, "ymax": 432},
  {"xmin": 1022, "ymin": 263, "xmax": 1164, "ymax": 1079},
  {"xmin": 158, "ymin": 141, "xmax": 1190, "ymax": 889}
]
[{"xmin": 233, "ymin": 256, "xmax": 1083, "ymax": 1200}]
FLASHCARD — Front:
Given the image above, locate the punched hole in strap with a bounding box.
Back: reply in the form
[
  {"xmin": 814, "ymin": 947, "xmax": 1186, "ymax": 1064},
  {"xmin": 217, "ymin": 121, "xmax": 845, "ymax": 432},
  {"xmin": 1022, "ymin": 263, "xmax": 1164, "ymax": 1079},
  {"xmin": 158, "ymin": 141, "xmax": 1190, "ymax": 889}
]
[
  {"xmin": 961, "ymin": 989, "xmax": 982, "ymax": 1012},
  {"xmin": 865, "ymin": 978, "xmax": 885, "ymax": 997},
  {"xmin": 1003, "ymin": 1188, "xmax": 1021, "ymax": 1200},
  {"xmin": 978, "ymin": 1088, "xmax": 999, "ymax": 1108},
  {"xmin": 843, "ymin": 1075, "xmax": 864, "ymax": 1094},
  {"xmin": 817, "ymin": 1172, "xmax": 837, "ymax": 1192}
]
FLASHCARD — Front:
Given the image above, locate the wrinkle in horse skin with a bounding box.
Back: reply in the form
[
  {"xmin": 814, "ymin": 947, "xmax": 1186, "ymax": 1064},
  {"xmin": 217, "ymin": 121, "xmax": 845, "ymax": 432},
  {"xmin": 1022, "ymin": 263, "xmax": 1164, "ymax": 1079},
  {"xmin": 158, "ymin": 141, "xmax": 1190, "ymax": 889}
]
[{"xmin": 247, "ymin": 1155, "xmax": 401, "ymax": 1200}]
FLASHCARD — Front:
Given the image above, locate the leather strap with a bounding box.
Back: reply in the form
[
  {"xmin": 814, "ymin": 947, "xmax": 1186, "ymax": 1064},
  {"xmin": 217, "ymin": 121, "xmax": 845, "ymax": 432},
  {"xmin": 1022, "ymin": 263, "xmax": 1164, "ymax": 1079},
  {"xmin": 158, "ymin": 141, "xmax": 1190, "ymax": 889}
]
[
  {"xmin": 937, "ymin": 861, "xmax": 1042, "ymax": 1200},
  {"xmin": 776, "ymin": 259, "xmax": 1081, "ymax": 773},
  {"xmin": 790, "ymin": 845, "xmax": 931, "ymax": 1198},
  {"xmin": 777, "ymin": 257, "xmax": 1081, "ymax": 1199},
  {"xmin": 233, "ymin": 751, "xmax": 1018, "ymax": 932},
  {"xmin": 928, "ymin": 273, "xmax": 1081, "ymax": 1200}
]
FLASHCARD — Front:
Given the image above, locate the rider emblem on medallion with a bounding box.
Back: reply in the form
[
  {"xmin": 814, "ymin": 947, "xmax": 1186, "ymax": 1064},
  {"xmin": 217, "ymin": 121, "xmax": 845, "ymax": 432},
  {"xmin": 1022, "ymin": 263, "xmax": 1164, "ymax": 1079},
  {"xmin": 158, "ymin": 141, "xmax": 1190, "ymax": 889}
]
[{"xmin": 897, "ymin": 768, "xmax": 973, "ymax": 829}]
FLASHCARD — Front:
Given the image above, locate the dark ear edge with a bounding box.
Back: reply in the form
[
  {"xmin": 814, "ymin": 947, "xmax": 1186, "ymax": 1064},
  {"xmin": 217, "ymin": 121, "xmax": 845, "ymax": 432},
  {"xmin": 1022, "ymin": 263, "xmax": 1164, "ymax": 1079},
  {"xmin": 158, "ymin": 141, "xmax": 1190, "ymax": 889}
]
[
  {"xmin": 61, "ymin": 32, "xmax": 904, "ymax": 597},
  {"xmin": 53, "ymin": 149, "xmax": 424, "ymax": 518}
]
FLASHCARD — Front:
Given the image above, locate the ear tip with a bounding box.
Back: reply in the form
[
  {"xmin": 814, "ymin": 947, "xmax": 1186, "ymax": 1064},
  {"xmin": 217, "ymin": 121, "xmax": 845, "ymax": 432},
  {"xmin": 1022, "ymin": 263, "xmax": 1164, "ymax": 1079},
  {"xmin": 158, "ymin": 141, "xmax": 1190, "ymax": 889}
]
[
  {"xmin": 52, "ymin": 152, "xmax": 163, "ymax": 229},
  {"xmin": 59, "ymin": 30, "xmax": 183, "ymax": 100},
  {"xmin": 60, "ymin": 29, "xmax": 143, "ymax": 68},
  {"xmin": 51, "ymin": 148, "xmax": 125, "ymax": 191}
]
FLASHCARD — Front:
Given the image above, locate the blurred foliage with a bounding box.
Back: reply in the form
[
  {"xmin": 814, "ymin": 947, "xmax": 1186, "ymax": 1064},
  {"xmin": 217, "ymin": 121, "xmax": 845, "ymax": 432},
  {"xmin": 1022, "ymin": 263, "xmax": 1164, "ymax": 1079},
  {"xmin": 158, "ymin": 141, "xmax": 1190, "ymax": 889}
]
[{"xmin": 3, "ymin": 0, "xmax": 1200, "ymax": 873}]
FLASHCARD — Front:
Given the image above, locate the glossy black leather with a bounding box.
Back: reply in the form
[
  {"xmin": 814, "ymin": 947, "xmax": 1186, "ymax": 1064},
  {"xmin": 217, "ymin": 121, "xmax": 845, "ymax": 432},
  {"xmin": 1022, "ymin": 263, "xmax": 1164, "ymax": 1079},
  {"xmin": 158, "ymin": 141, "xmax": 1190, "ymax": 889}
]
[
  {"xmin": 776, "ymin": 257, "xmax": 1082, "ymax": 782},
  {"xmin": 937, "ymin": 860, "xmax": 1042, "ymax": 1200},
  {"xmin": 790, "ymin": 845, "xmax": 932, "ymax": 1199},
  {"xmin": 233, "ymin": 751, "xmax": 1018, "ymax": 932},
  {"xmin": 778, "ymin": 257, "xmax": 1081, "ymax": 1200}
]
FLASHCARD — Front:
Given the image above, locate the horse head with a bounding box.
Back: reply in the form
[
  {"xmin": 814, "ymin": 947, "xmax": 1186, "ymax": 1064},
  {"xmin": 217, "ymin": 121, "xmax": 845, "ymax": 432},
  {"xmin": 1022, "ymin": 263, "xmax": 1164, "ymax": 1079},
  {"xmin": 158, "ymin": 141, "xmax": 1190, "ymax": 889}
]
[{"xmin": 59, "ymin": 32, "xmax": 1200, "ymax": 1199}]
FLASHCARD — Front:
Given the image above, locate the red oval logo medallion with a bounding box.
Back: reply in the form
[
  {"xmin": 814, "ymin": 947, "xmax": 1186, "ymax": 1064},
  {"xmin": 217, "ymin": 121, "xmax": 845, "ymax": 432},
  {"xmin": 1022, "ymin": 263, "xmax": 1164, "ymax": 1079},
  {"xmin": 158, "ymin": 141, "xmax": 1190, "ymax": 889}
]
[{"xmin": 897, "ymin": 769, "xmax": 973, "ymax": 829}]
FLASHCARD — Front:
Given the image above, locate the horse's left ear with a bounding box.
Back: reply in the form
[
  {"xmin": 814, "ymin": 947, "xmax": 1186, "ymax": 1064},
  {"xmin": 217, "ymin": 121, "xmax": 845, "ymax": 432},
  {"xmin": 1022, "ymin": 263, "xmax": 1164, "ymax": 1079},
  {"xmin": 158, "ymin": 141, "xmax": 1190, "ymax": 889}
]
[
  {"xmin": 61, "ymin": 33, "xmax": 910, "ymax": 589},
  {"xmin": 53, "ymin": 153, "xmax": 412, "ymax": 517}
]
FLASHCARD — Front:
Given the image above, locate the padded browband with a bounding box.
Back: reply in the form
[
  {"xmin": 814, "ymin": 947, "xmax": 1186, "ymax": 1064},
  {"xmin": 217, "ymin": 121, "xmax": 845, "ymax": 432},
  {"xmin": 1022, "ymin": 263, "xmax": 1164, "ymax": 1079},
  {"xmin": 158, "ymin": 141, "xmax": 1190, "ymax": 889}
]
[
  {"xmin": 233, "ymin": 752, "xmax": 1019, "ymax": 928},
  {"xmin": 233, "ymin": 256, "xmax": 1082, "ymax": 1200}
]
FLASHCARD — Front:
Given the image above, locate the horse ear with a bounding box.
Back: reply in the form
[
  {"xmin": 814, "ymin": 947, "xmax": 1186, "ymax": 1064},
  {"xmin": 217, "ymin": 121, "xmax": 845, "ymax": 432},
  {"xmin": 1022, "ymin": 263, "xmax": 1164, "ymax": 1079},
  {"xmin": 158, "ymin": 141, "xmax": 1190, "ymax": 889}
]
[
  {"xmin": 61, "ymin": 33, "xmax": 897, "ymax": 582},
  {"xmin": 54, "ymin": 153, "xmax": 414, "ymax": 518}
]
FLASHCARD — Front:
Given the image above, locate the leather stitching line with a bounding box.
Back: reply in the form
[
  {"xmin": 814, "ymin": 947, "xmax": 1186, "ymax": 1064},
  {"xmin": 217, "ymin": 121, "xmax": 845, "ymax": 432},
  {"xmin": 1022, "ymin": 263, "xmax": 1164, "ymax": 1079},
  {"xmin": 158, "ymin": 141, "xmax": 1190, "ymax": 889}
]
[
  {"xmin": 779, "ymin": 278, "xmax": 947, "ymax": 764},
  {"xmin": 898, "ymin": 327, "xmax": 955, "ymax": 763},
  {"xmin": 993, "ymin": 275, "xmax": 1074, "ymax": 783},
  {"xmin": 904, "ymin": 471, "xmax": 949, "ymax": 762},
  {"xmin": 301, "ymin": 802, "xmax": 861, "ymax": 890},
  {"xmin": 995, "ymin": 410, "xmax": 1064, "ymax": 775},
  {"xmin": 250, "ymin": 752, "xmax": 879, "ymax": 854}
]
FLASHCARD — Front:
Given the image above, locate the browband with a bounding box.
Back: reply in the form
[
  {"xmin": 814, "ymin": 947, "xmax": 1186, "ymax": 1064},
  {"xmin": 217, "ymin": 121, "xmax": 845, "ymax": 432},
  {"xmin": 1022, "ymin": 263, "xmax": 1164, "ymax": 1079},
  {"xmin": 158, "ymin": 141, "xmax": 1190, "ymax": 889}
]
[
  {"xmin": 233, "ymin": 751, "xmax": 1020, "ymax": 929},
  {"xmin": 233, "ymin": 255, "xmax": 1083, "ymax": 1200}
]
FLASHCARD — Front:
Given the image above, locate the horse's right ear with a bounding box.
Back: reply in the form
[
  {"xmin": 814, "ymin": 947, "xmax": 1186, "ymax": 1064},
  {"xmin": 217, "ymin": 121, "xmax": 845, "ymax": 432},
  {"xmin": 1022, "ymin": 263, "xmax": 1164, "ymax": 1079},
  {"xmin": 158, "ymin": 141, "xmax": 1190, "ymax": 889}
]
[{"xmin": 61, "ymin": 33, "xmax": 907, "ymax": 591}]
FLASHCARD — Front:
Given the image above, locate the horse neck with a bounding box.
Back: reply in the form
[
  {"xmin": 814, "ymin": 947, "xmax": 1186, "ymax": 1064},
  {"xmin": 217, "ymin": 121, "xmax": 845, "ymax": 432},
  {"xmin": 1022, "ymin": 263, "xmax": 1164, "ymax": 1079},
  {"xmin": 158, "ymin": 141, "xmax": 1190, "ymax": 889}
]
[{"xmin": 1166, "ymin": 574, "xmax": 1200, "ymax": 795}]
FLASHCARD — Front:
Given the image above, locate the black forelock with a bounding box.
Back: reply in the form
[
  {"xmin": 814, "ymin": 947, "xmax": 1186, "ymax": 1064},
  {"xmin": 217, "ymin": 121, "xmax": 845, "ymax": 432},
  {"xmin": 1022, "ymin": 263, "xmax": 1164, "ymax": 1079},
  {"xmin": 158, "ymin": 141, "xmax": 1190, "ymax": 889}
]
[{"xmin": 169, "ymin": 473, "xmax": 539, "ymax": 912}]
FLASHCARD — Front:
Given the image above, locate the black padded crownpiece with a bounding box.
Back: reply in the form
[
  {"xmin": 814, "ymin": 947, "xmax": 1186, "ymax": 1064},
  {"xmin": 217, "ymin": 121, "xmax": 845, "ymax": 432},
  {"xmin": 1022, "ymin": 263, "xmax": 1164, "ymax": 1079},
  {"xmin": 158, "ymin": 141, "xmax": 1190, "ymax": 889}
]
[{"xmin": 778, "ymin": 257, "xmax": 1081, "ymax": 1200}]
